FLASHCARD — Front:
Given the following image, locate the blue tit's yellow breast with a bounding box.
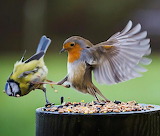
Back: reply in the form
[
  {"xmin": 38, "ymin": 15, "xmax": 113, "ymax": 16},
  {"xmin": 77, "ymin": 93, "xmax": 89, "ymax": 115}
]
[{"xmin": 9, "ymin": 58, "xmax": 47, "ymax": 96}]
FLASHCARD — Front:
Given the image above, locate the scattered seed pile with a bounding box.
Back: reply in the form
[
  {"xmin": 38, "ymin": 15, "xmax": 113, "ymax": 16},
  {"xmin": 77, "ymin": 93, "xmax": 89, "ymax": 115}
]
[{"xmin": 43, "ymin": 101, "xmax": 154, "ymax": 114}]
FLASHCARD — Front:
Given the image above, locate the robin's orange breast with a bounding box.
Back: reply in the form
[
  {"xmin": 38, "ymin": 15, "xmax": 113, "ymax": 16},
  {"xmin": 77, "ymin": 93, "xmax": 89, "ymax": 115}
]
[{"xmin": 68, "ymin": 44, "xmax": 82, "ymax": 63}]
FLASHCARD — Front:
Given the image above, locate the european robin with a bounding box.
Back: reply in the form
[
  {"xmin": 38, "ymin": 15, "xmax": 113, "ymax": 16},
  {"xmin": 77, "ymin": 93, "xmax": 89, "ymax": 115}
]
[{"xmin": 58, "ymin": 21, "xmax": 151, "ymax": 101}]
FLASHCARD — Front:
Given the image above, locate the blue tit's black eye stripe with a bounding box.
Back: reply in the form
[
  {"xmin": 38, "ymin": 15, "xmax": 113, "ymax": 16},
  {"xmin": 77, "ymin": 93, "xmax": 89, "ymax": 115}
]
[
  {"xmin": 7, "ymin": 79, "xmax": 18, "ymax": 83},
  {"xmin": 9, "ymin": 82, "xmax": 13, "ymax": 92},
  {"xmin": 7, "ymin": 79, "xmax": 20, "ymax": 90}
]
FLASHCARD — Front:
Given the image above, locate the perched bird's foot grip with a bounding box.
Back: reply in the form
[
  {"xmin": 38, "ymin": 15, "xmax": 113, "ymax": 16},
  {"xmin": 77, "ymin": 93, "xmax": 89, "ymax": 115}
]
[
  {"xmin": 45, "ymin": 103, "xmax": 55, "ymax": 108},
  {"xmin": 56, "ymin": 82, "xmax": 62, "ymax": 85},
  {"xmin": 64, "ymin": 84, "xmax": 70, "ymax": 88},
  {"xmin": 31, "ymin": 81, "xmax": 57, "ymax": 85},
  {"xmin": 55, "ymin": 82, "xmax": 70, "ymax": 88}
]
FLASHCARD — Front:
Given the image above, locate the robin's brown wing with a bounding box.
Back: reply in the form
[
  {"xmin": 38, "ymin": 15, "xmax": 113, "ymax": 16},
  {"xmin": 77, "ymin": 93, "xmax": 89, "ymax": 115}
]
[{"xmin": 87, "ymin": 20, "xmax": 151, "ymax": 85}]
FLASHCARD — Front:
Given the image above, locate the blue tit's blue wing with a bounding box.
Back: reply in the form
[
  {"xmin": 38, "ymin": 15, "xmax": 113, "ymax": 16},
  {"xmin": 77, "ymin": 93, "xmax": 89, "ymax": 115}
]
[
  {"xmin": 24, "ymin": 52, "xmax": 44, "ymax": 63},
  {"xmin": 36, "ymin": 35, "xmax": 51, "ymax": 54}
]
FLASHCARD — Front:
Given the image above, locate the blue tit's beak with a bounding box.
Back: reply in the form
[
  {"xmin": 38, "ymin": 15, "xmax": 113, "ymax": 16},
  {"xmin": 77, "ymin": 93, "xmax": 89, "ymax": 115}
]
[{"xmin": 5, "ymin": 81, "xmax": 21, "ymax": 97}]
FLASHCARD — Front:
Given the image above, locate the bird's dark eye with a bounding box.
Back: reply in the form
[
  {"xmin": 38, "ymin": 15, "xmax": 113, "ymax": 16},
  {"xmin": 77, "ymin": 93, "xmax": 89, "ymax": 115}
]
[
  {"xmin": 86, "ymin": 46, "xmax": 90, "ymax": 48},
  {"xmin": 70, "ymin": 43, "xmax": 75, "ymax": 46}
]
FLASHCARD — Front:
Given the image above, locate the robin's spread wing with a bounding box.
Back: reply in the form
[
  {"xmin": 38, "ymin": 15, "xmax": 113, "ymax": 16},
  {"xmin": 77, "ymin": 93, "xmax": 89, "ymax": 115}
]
[{"xmin": 87, "ymin": 20, "xmax": 151, "ymax": 85}]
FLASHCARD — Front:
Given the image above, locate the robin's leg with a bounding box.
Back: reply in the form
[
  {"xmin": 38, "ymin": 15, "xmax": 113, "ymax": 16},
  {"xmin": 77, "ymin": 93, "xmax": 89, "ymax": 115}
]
[
  {"xmin": 46, "ymin": 79, "xmax": 54, "ymax": 82},
  {"xmin": 56, "ymin": 76, "xmax": 70, "ymax": 88},
  {"xmin": 31, "ymin": 81, "xmax": 56, "ymax": 85},
  {"xmin": 32, "ymin": 76, "xmax": 70, "ymax": 88},
  {"xmin": 57, "ymin": 76, "xmax": 68, "ymax": 85},
  {"xmin": 31, "ymin": 81, "xmax": 70, "ymax": 95}
]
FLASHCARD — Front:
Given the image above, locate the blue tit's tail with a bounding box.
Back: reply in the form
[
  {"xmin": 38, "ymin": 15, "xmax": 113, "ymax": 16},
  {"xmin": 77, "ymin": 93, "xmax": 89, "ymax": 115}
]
[
  {"xmin": 36, "ymin": 35, "xmax": 51, "ymax": 54},
  {"xmin": 24, "ymin": 35, "xmax": 51, "ymax": 63}
]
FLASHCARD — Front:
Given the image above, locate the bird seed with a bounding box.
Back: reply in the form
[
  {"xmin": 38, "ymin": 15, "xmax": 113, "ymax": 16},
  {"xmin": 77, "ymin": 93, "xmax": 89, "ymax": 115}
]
[{"xmin": 43, "ymin": 101, "xmax": 153, "ymax": 114}]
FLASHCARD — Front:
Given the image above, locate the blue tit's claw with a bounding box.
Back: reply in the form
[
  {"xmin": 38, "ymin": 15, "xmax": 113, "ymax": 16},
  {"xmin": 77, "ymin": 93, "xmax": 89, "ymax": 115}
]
[{"xmin": 45, "ymin": 103, "xmax": 55, "ymax": 108}]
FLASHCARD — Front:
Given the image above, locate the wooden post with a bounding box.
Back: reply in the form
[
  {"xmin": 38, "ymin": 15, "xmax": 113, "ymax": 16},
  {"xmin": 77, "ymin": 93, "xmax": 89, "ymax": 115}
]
[{"xmin": 36, "ymin": 104, "xmax": 160, "ymax": 136}]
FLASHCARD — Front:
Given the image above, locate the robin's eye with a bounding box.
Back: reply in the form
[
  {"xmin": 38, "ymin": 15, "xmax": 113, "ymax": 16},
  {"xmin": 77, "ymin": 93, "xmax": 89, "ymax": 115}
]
[{"xmin": 70, "ymin": 43, "xmax": 75, "ymax": 46}]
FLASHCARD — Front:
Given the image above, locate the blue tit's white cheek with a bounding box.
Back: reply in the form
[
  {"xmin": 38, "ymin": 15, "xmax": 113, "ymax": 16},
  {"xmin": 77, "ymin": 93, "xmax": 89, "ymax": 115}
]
[
  {"xmin": 5, "ymin": 82, "xmax": 21, "ymax": 97},
  {"xmin": 5, "ymin": 83, "xmax": 12, "ymax": 96}
]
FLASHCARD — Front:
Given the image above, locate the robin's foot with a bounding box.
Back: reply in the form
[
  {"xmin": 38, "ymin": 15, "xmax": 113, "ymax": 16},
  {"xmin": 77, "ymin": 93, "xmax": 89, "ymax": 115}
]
[{"xmin": 64, "ymin": 84, "xmax": 70, "ymax": 88}]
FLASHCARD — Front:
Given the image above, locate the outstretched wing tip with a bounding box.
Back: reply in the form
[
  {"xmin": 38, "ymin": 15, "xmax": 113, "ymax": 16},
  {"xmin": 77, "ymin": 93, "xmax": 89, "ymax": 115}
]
[{"xmin": 91, "ymin": 20, "xmax": 151, "ymax": 85}]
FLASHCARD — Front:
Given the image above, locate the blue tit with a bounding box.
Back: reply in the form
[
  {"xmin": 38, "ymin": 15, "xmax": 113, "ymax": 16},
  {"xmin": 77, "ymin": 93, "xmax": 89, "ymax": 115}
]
[{"xmin": 5, "ymin": 35, "xmax": 52, "ymax": 105}]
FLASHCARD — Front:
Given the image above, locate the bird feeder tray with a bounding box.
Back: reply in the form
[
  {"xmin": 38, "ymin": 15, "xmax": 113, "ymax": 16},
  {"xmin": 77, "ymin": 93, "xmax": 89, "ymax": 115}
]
[{"xmin": 36, "ymin": 104, "xmax": 160, "ymax": 136}]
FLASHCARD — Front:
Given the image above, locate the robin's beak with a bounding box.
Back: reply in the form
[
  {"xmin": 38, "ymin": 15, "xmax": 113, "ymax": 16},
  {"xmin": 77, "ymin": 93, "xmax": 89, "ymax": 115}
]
[{"xmin": 60, "ymin": 48, "xmax": 66, "ymax": 53}]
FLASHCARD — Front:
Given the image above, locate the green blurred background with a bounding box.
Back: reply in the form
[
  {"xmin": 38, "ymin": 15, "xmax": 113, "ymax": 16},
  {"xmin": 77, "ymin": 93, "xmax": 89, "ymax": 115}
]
[{"xmin": 0, "ymin": 0, "xmax": 160, "ymax": 136}]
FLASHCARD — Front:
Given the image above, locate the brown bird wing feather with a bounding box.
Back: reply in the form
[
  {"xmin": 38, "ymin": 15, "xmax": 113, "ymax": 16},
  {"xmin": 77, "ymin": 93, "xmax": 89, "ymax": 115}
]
[{"xmin": 87, "ymin": 21, "xmax": 151, "ymax": 85}]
